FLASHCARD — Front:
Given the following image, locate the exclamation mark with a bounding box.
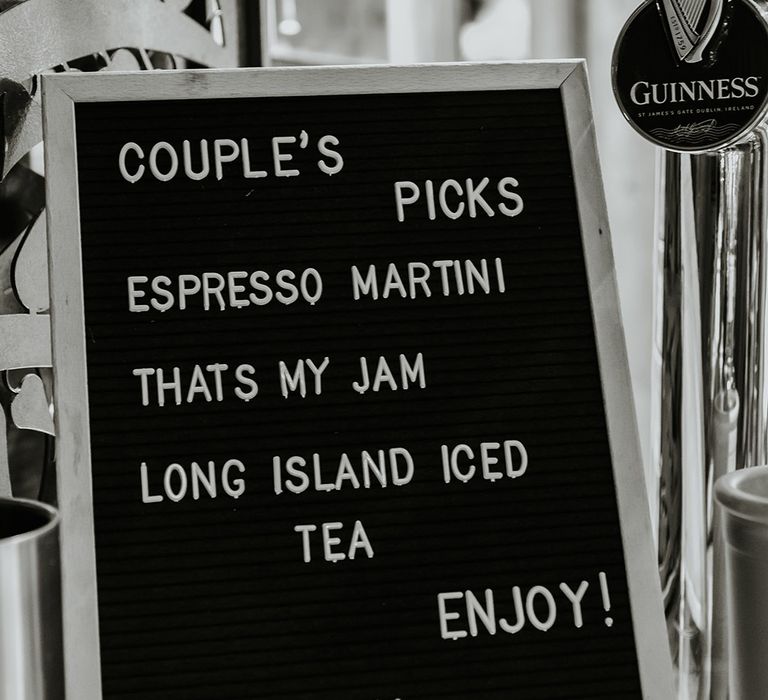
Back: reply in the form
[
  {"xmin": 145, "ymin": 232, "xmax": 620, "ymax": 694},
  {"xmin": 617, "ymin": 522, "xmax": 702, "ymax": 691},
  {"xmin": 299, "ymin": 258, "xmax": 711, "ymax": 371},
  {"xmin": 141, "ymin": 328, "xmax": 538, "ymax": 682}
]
[{"xmin": 599, "ymin": 571, "xmax": 613, "ymax": 627}]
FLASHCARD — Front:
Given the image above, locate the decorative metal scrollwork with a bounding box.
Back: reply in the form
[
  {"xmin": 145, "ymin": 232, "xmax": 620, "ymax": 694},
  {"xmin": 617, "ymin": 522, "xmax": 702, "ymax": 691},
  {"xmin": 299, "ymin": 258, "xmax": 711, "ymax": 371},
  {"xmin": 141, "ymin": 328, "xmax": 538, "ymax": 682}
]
[{"xmin": 0, "ymin": 0, "xmax": 242, "ymax": 500}]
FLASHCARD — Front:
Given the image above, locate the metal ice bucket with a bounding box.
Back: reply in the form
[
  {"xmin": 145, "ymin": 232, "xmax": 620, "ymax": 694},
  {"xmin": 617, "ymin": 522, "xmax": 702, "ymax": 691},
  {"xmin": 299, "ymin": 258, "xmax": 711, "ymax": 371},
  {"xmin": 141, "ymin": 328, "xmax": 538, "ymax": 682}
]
[
  {"xmin": 0, "ymin": 498, "xmax": 63, "ymax": 700},
  {"xmin": 716, "ymin": 466, "xmax": 768, "ymax": 700}
]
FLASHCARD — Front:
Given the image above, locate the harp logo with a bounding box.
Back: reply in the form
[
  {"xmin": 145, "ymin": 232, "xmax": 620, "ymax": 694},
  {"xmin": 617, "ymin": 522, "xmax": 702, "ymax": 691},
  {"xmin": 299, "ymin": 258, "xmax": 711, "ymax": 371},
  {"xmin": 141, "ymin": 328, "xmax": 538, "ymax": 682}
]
[{"xmin": 660, "ymin": 0, "xmax": 725, "ymax": 64}]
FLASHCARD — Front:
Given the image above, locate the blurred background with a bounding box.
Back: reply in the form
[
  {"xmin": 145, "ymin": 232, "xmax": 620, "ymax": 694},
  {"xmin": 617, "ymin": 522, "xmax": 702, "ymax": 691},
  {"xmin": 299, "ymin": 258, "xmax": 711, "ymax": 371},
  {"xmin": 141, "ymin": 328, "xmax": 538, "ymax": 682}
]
[{"xmin": 0, "ymin": 0, "xmax": 656, "ymax": 498}]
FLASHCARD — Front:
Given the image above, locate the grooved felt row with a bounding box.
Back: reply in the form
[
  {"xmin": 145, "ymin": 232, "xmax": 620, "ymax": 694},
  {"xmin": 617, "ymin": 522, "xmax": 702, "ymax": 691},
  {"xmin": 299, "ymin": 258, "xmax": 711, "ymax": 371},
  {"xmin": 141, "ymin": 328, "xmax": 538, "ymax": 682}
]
[{"xmin": 74, "ymin": 88, "xmax": 642, "ymax": 699}]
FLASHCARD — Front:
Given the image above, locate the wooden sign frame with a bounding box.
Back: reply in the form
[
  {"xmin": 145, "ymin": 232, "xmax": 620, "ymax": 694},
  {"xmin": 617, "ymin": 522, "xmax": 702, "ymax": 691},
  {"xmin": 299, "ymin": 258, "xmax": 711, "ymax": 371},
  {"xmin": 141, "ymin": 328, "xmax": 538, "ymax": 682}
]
[{"xmin": 43, "ymin": 62, "xmax": 673, "ymax": 699}]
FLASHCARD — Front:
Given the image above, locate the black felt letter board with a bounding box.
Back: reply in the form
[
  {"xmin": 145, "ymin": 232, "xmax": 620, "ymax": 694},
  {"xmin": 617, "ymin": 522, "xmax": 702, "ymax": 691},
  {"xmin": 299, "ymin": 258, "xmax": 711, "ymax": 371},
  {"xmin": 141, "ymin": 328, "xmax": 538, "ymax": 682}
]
[{"xmin": 68, "ymin": 87, "xmax": 643, "ymax": 699}]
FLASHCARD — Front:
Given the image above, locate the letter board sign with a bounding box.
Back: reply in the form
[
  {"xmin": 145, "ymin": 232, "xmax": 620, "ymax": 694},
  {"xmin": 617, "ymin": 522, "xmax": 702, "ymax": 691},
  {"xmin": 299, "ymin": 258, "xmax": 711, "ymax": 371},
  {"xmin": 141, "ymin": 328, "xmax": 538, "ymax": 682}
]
[{"xmin": 43, "ymin": 63, "xmax": 672, "ymax": 699}]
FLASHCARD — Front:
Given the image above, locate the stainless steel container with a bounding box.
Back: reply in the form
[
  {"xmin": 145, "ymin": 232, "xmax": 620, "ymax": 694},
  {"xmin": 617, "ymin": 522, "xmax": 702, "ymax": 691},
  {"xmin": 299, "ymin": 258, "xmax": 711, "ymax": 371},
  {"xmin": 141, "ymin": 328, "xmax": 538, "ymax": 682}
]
[
  {"xmin": 715, "ymin": 466, "xmax": 768, "ymax": 700},
  {"xmin": 0, "ymin": 498, "xmax": 63, "ymax": 700}
]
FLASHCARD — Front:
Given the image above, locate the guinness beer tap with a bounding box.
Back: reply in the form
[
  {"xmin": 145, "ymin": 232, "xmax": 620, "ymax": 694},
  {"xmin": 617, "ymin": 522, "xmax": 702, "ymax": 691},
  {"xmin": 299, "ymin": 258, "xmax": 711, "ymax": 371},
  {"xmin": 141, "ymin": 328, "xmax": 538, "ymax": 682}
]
[{"xmin": 614, "ymin": 2, "xmax": 768, "ymax": 698}]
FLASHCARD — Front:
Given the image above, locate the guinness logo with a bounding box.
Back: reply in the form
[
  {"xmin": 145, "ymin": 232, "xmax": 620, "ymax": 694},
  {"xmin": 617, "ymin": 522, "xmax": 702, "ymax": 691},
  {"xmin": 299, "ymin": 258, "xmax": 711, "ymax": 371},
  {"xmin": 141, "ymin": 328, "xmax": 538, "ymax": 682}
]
[{"xmin": 613, "ymin": 0, "xmax": 768, "ymax": 151}]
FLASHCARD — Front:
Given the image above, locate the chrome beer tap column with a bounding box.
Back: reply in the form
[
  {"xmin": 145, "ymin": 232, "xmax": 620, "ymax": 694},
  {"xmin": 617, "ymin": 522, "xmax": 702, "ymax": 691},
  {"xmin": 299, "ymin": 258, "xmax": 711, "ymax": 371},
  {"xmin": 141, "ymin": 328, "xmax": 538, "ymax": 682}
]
[{"xmin": 614, "ymin": 1, "xmax": 768, "ymax": 697}]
